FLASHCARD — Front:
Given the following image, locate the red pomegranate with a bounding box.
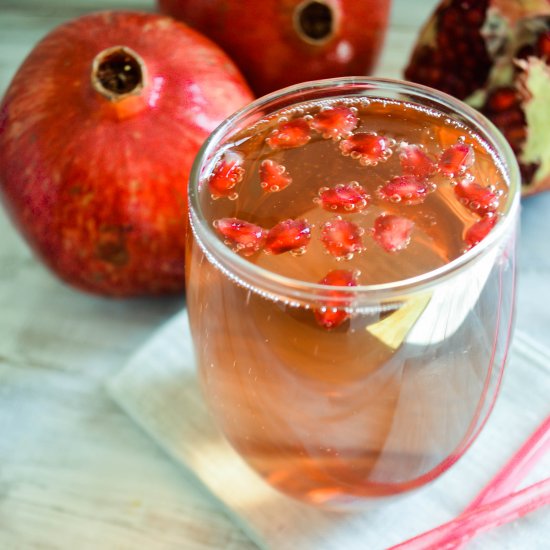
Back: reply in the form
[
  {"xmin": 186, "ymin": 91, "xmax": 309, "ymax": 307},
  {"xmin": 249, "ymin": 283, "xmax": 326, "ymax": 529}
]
[
  {"xmin": 405, "ymin": 0, "xmax": 550, "ymax": 195},
  {"xmin": 157, "ymin": 0, "xmax": 392, "ymax": 96},
  {"xmin": 0, "ymin": 11, "xmax": 253, "ymax": 297}
]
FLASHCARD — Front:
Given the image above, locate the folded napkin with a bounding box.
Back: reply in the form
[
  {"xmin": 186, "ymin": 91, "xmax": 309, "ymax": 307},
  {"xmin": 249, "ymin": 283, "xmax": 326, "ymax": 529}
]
[{"xmin": 107, "ymin": 312, "xmax": 549, "ymax": 549}]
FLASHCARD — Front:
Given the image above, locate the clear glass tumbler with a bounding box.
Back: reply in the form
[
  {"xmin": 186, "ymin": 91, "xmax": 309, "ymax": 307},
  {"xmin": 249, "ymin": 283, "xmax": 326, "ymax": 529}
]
[{"xmin": 185, "ymin": 78, "xmax": 520, "ymax": 508}]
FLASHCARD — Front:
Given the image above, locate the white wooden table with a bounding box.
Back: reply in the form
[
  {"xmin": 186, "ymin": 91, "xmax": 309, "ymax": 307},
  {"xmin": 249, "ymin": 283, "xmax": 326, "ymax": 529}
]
[{"xmin": 1, "ymin": 1, "xmax": 549, "ymax": 548}]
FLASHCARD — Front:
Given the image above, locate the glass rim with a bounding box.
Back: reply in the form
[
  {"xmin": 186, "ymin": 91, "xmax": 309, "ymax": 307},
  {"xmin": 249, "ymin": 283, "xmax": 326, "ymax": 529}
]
[{"xmin": 188, "ymin": 76, "xmax": 521, "ymax": 304}]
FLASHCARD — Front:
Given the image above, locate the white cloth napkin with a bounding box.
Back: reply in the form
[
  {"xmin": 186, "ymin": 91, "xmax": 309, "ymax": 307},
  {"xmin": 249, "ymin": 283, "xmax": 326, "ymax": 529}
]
[{"xmin": 107, "ymin": 312, "xmax": 549, "ymax": 550}]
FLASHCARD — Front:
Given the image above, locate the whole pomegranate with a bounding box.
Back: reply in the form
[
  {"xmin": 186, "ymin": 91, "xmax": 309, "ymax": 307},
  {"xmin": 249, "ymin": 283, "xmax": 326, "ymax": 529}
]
[
  {"xmin": 405, "ymin": 0, "xmax": 550, "ymax": 195},
  {"xmin": 157, "ymin": 0, "xmax": 392, "ymax": 96},
  {"xmin": 0, "ymin": 11, "xmax": 253, "ymax": 297}
]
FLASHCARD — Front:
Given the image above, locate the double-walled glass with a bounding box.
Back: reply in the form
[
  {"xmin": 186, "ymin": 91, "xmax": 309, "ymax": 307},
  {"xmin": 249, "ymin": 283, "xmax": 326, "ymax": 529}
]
[{"xmin": 185, "ymin": 78, "xmax": 520, "ymax": 508}]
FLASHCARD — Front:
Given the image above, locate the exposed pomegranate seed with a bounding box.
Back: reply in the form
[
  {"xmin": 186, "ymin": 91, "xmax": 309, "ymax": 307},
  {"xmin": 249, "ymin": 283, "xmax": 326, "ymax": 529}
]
[
  {"xmin": 309, "ymin": 106, "xmax": 358, "ymax": 140},
  {"xmin": 320, "ymin": 218, "xmax": 364, "ymax": 259},
  {"xmin": 339, "ymin": 132, "xmax": 393, "ymax": 166},
  {"xmin": 399, "ymin": 144, "xmax": 437, "ymax": 179},
  {"xmin": 404, "ymin": 1, "xmax": 491, "ymax": 100},
  {"xmin": 454, "ymin": 176, "xmax": 499, "ymax": 215},
  {"xmin": 314, "ymin": 269, "xmax": 358, "ymax": 330},
  {"xmin": 484, "ymin": 87, "xmax": 519, "ymax": 113},
  {"xmin": 259, "ymin": 159, "xmax": 292, "ymax": 193},
  {"xmin": 465, "ymin": 214, "xmax": 497, "ymax": 249},
  {"xmin": 536, "ymin": 30, "xmax": 550, "ymax": 59},
  {"xmin": 266, "ymin": 118, "xmax": 311, "ymax": 149},
  {"xmin": 439, "ymin": 142, "xmax": 474, "ymax": 176},
  {"xmin": 372, "ymin": 214, "xmax": 415, "ymax": 253},
  {"xmin": 264, "ymin": 219, "xmax": 311, "ymax": 255},
  {"xmin": 377, "ymin": 175, "xmax": 432, "ymax": 205},
  {"xmin": 214, "ymin": 217, "xmax": 266, "ymax": 255},
  {"xmin": 208, "ymin": 152, "xmax": 244, "ymax": 199},
  {"xmin": 317, "ymin": 181, "xmax": 370, "ymax": 213}
]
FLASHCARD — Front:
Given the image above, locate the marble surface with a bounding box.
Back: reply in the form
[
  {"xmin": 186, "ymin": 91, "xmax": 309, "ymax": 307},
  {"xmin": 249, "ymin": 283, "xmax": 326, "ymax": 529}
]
[{"xmin": 0, "ymin": 0, "xmax": 548, "ymax": 548}]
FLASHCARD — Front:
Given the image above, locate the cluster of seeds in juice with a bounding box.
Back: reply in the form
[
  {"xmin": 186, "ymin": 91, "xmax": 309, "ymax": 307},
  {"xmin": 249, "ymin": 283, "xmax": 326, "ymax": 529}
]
[{"xmin": 205, "ymin": 101, "xmax": 507, "ymax": 329}]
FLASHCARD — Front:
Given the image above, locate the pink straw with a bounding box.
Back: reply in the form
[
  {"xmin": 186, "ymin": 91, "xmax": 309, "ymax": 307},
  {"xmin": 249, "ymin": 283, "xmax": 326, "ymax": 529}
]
[
  {"xmin": 390, "ymin": 414, "xmax": 550, "ymax": 549},
  {"xmin": 465, "ymin": 414, "xmax": 550, "ymax": 512},
  {"xmin": 389, "ymin": 477, "xmax": 550, "ymax": 550}
]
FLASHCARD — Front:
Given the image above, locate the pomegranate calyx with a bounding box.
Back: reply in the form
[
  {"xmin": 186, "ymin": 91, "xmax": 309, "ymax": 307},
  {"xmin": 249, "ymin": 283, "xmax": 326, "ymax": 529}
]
[
  {"xmin": 293, "ymin": 0, "xmax": 337, "ymax": 46},
  {"xmin": 92, "ymin": 46, "xmax": 147, "ymax": 100}
]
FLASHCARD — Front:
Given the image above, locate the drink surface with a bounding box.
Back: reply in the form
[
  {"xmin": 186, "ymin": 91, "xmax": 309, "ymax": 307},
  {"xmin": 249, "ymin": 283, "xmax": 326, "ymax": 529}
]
[
  {"xmin": 201, "ymin": 97, "xmax": 508, "ymax": 292},
  {"xmin": 186, "ymin": 96, "xmax": 515, "ymax": 506}
]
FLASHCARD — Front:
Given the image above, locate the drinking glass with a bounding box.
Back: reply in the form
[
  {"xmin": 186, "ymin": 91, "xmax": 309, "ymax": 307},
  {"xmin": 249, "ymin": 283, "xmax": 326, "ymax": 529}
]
[{"xmin": 185, "ymin": 78, "xmax": 520, "ymax": 508}]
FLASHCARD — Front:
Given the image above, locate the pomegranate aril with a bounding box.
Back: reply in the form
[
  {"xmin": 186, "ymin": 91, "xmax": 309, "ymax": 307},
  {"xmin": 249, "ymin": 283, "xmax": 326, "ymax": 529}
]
[
  {"xmin": 372, "ymin": 214, "xmax": 415, "ymax": 253},
  {"xmin": 439, "ymin": 142, "xmax": 474, "ymax": 176},
  {"xmin": 339, "ymin": 132, "xmax": 393, "ymax": 166},
  {"xmin": 314, "ymin": 269, "xmax": 358, "ymax": 330},
  {"xmin": 485, "ymin": 87, "xmax": 520, "ymax": 113},
  {"xmin": 266, "ymin": 118, "xmax": 311, "ymax": 150},
  {"xmin": 259, "ymin": 159, "xmax": 292, "ymax": 193},
  {"xmin": 208, "ymin": 152, "xmax": 244, "ymax": 199},
  {"xmin": 377, "ymin": 175, "xmax": 432, "ymax": 205},
  {"xmin": 309, "ymin": 106, "xmax": 358, "ymax": 140},
  {"xmin": 320, "ymin": 218, "xmax": 364, "ymax": 259},
  {"xmin": 536, "ymin": 30, "xmax": 550, "ymax": 59},
  {"xmin": 214, "ymin": 217, "xmax": 266, "ymax": 255},
  {"xmin": 265, "ymin": 219, "xmax": 311, "ymax": 255},
  {"xmin": 454, "ymin": 176, "xmax": 499, "ymax": 215},
  {"xmin": 399, "ymin": 144, "xmax": 437, "ymax": 179},
  {"xmin": 464, "ymin": 214, "xmax": 497, "ymax": 249},
  {"xmin": 317, "ymin": 181, "xmax": 370, "ymax": 213}
]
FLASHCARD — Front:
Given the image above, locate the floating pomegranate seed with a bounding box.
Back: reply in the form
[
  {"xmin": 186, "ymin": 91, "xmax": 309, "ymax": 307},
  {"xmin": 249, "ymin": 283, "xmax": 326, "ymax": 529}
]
[
  {"xmin": 317, "ymin": 181, "xmax": 370, "ymax": 213},
  {"xmin": 259, "ymin": 159, "xmax": 292, "ymax": 193},
  {"xmin": 309, "ymin": 106, "xmax": 358, "ymax": 140},
  {"xmin": 399, "ymin": 144, "xmax": 437, "ymax": 179},
  {"xmin": 320, "ymin": 218, "xmax": 364, "ymax": 259},
  {"xmin": 266, "ymin": 118, "xmax": 311, "ymax": 149},
  {"xmin": 372, "ymin": 214, "xmax": 415, "ymax": 252},
  {"xmin": 454, "ymin": 176, "xmax": 499, "ymax": 215},
  {"xmin": 214, "ymin": 217, "xmax": 266, "ymax": 255},
  {"xmin": 265, "ymin": 219, "xmax": 311, "ymax": 255},
  {"xmin": 439, "ymin": 142, "xmax": 474, "ymax": 176},
  {"xmin": 339, "ymin": 132, "xmax": 393, "ymax": 166},
  {"xmin": 377, "ymin": 175, "xmax": 432, "ymax": 205},
  {"xmin": 465, "ymin": 214, "xmax": 497, "ymax": 249},
  {"xmin": 208, "ymin": 152, "xmax": 244, "ymax": 199},
  {"xmin": 314, "ymin": 269, "xmax": 358, "ymax": 330}
]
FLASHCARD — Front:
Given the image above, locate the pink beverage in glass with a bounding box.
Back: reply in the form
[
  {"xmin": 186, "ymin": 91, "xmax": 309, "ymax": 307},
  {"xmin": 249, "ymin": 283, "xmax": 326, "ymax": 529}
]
[{"xmin": 186, "ymin": 78, "xmax": 520, "ymax": 507}]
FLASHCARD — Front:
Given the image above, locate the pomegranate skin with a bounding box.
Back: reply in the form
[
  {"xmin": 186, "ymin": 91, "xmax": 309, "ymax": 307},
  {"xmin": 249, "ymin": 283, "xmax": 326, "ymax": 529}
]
[
  {"xmin": 0, "ymin": 11, "xmax": 253, "ymax": 297},
  {"xmin": 157, "ymin": 0, "xmax": 392, "ymax": 97}
]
